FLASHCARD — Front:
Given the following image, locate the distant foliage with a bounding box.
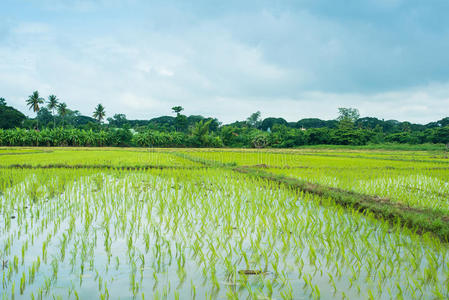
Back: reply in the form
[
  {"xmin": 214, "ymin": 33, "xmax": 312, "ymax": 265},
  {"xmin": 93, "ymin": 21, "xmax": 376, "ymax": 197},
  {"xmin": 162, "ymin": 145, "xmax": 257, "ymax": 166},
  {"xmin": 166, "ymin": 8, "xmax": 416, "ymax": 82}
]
[
  {"xmin": 0, "ymin": 95, "xmax": 448, "ymax": 148},
  {"xmin": 0, "ymin": 104, "xmax": 26, "ymax": 129},
  {"xmin": 1, "ymin": 124, "xmax": 449, "ymax": 148},
  {"xmin": 0, "ymin": 128, "xmax": 131, "ymax": 147}
]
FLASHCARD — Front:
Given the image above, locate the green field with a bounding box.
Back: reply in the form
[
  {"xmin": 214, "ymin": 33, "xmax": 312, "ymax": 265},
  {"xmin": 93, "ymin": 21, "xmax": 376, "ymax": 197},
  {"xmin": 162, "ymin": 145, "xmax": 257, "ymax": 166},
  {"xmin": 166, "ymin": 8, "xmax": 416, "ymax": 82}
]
[{"xmin": 1, "ymin": 147, "xmax": 449, "ymax": 299}]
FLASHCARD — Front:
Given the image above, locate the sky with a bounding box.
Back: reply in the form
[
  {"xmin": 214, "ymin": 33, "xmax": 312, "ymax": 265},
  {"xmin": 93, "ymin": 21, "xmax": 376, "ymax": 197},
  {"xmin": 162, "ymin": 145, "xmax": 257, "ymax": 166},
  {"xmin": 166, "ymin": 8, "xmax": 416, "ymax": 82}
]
[{"xmin": 1, "ymin": 0, "xmax": 449, "ymax": 124}]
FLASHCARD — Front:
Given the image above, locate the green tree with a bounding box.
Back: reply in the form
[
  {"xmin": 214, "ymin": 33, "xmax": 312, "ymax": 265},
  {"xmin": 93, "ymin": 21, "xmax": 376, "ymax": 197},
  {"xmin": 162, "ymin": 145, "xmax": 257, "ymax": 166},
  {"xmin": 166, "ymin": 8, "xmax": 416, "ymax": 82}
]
[
  {"xmin": 247, "ymin": 111, "xmax": 262, "ymax": 128},
  {"xmin": 36, "ymin": 108, "xmax": 53, "ymax": 128},
  {"xmin": 57, "ymin": 102, "xmax": 68, "ymax": 127},
  {"xmin": 252, "ymin": 133, "xmax": 269, "ymax": 148},
  {"xmin": 47, "ymin": 95, "xmax": 59, "ymax": 129},
  {"xmin": 171, "ymin": 106, "xmax": 184, "ymax": 116},
  {"xmin": 0, "ymin": 104, "xmax": 26, "ymax": 129},
  {"xmin": 337, "ymin": 107, "xmax": 360, "ymax": 123},
  {"xmin": 171, "ymin": 106, "xmax": 187, "ymax": 132},
  {"xmin": 260, "ymin": 117, "xmax": 287, "ymax": 131},
  {"xmin": 26, "ymin": 91, "xmax": 45, "ymax": 129},
  {"xmin": 93, "ymin": 104, "xmax": 106, "ymax": 123},
  {"xmin": 296, "ymin": 118, "xmax": 329, "ymax": 129},
  {"xmin": 175, "ymin": 114, "xmax": 188, "ymax": 132},
  {"xmin": 270, "ymin": 124, "xmax": 305, "ymax": 147},
  {"xmin": 146, "ymin": 116, "xmax": 176, "ymax": 132},
  {"xmin": 191, "ymin": 119, "xmax": 212, "ymax": 146},
  {"xmin": 431, "ymin": 126, "xmax": 449, "ymax": 144},
  {"xmin": 107, "ymin": 114, "xmax": 128, "ymax": 128},
  {"xmin": 337, "ymin": 108, "xmax": 360, "ymax": 132},
  {"xmin": 0, "ymin": 98, "xmax": 6, "ymax": 106},
  {"xmin": 305, "ymin": 128, "xmax": 332, "ymax": 145}
]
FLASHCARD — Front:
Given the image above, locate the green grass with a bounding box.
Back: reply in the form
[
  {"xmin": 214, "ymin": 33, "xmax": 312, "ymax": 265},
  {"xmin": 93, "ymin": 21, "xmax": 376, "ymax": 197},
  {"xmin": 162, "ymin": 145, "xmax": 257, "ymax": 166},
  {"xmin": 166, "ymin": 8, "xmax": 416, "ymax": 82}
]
[
  {"xmin": 295, "ymin": 143, "xmax": 449, "ymax": 151},
  {"xmin": 0, "ymin": 148, "xmax": 199, "ymax": 168}
]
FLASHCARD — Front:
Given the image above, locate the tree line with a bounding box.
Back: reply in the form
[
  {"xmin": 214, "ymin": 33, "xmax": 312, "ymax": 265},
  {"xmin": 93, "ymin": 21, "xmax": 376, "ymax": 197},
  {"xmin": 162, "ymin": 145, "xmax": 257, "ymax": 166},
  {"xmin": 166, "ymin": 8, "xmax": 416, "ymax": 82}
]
[{"xmin": 0, "ymin": 92, "xmax": 448, "ymax": 148}]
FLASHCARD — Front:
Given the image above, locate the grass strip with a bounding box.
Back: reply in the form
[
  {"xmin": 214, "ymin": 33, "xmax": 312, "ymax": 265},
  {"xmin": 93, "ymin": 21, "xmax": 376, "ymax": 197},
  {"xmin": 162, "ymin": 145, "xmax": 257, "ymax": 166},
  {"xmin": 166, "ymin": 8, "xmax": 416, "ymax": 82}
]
[
  {"xmin": 294, "ymin": 143, "xmax": 448, "ymax": 151},
  {"xmin": 0, "ymin": 150, "xmax": 53, "ymax": 156},
  {"xmin": 0, "ymin": 164, "xmax": 208, "ymax": 170},
  {"xmin": 243, "ymin": 164, "xmax": 449, "ymax": 170}
]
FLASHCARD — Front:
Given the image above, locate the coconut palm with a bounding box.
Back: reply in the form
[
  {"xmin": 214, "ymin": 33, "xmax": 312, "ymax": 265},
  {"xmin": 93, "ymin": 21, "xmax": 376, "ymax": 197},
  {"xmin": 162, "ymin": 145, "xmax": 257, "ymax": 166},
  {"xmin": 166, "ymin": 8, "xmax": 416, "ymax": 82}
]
[
  {"xmin": 47, "ymin": 95, "xmax": 59, "ymax": 129},
  {"xmin": 26, "ymin": 91, "xmax": 44, "ymax": 129},
  {"xmin": 57, "ymin": 102, "xmax": 68, "ymax": 127},
  {"xmin": 93, "ymin": 104, "xmax": 106, "ymax": 123}
]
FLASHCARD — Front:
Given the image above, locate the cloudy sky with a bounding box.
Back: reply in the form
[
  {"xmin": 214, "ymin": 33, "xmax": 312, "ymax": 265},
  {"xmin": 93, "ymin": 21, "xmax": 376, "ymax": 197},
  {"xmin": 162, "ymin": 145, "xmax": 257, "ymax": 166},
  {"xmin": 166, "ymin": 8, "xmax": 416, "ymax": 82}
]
[{"xmin": 1, "ymin": 0, "xmax": 449, "ymax": 124}]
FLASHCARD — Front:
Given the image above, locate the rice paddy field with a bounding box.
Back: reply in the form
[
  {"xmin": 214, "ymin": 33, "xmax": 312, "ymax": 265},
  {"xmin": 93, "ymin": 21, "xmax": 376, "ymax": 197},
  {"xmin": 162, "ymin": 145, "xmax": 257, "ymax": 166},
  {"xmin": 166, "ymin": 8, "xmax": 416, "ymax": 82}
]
[{"xmin": 1, "ymin": 147, "xmax": 449, "ymax": 299}]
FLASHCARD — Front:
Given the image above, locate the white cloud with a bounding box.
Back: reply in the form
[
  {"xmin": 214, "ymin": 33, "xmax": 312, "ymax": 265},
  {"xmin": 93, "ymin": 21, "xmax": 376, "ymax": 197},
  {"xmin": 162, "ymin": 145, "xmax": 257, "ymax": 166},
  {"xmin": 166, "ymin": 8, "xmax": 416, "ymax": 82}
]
[
  {"xmin": 157, "ymin": 67, "xmax": 174, "ymax": 77},
  {"xmin": 119, "ymin": 93, "xmax": 160, "ymax": 111},
  {"xmin": 1, "ymin": 1, "xmax": 448, "ymax": 124}
]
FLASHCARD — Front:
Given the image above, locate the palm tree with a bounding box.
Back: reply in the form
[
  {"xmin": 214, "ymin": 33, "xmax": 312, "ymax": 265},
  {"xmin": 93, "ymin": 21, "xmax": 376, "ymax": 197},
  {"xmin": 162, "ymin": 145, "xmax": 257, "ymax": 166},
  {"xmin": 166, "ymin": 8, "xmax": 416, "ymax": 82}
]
[
  {"xmin": 26, "ymin": 91, "xmax": 44, "ymax": 129},
  {"xmin": 47, "ymin": 95, "xmax": 59, "ymax": 129},
  {"xmin": 57, "ymin": 102, "xmax": 68, "ymax": 127},
  {"xmin": 93, "ymin": 104, "xmax": 106, "ymax": 123}
]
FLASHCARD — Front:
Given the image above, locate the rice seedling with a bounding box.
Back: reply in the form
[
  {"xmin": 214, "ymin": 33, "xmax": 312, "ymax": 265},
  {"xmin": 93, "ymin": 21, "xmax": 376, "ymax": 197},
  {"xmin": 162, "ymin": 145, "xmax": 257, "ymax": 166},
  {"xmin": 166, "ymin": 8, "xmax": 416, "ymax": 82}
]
[
  {"xmin": 1, "ymin": 148, "xmax": 449, "ymax": 299},
  {"xmin": 180, "ymin": 148, "xmax": 449, "ymax": 212}
]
